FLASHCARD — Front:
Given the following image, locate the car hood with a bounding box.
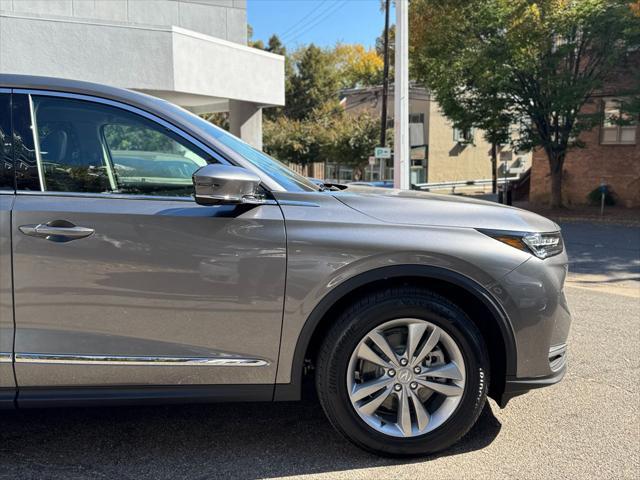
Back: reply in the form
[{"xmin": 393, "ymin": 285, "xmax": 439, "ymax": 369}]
[{"xmin": 333, "ymin": 186, "xmax": 559, "ymax": 232}]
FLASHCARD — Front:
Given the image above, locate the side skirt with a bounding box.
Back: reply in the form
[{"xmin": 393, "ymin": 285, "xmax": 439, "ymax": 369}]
[
  {"xmin": 0, "ymin": 388, "xmax": 17, "ymax": 409},
  {"xmin": 13, "ymin": 384, "xmax": 274, "ymax": 409}
]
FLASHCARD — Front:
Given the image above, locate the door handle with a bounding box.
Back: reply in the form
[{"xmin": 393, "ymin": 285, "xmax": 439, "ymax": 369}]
[{"xmin": 19, "ymin": 220, "xmax": 95, "ymax": 242}]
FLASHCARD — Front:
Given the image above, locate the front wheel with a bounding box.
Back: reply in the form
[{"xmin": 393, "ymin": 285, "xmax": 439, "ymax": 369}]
[{"xmin": 315, "ymin": 287, "xmax": 489, "ymax": 456}]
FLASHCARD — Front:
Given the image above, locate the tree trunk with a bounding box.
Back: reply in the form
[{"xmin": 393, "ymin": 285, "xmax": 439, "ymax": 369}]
[
  {"xmin": 548, "ymin": 151, "xmax": 565, "ymax": 209},
  {"xmin": 491, "ymin": 142, "xmax": 498, "ymax": 195}
]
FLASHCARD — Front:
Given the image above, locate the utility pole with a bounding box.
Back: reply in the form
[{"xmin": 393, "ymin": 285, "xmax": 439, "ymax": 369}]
[
  {"xmin": 394, "ymin": 0, "xmax": 410, "ymax": 189},
  {"xmin": 380, "ymin": 0, "xmax": 390, "ymax": 148}
]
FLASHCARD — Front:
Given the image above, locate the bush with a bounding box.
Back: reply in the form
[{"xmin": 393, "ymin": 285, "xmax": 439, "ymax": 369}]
[{"xmin": 587, "ymin": 185, "xmax": 616, "ymax": 206}]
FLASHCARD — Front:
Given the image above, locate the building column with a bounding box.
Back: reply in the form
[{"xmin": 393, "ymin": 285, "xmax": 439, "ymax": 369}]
[{"xmin": 229, "ymin": 100, "xmax": 263, "ymax": 150}]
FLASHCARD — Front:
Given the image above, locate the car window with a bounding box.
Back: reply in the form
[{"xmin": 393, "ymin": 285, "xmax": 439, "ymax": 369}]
[
  {"xmin": 13, "ymin": 94, "xmax": 41, "ymax": 191},
  {"xmin": 0, "ymin": 93, "xmax": 12, "ymax": 191},
  {"xmin": 103, "ymin": 124, "xmax": 208, "ymax": 196},
  {"xmin": 30, "ymin": 95, "xmax": 214, "ymax": 197},
  {"xmin": 154, "ymin": 100, "xmax": 321, "ymax": 192}
]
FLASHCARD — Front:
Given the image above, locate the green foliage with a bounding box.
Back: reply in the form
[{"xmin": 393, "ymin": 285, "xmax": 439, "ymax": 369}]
[
  {"xmin": 375, "ymin": 24, "xmax": 395, "ymax": 82},
  {"xmin": 263, "ymin": 104, "xmax": 387, "ymax": 179},
  {"xmin": 286, "ymin": 44, "xmax": 340, "ymax": 120},
  {"xmin": 201, "ymin": 112, "xmax": 230, "ymax": 131},
  {"xmin": 242, "ymin": 34, "xmax": 387, "ymax": 170},
  {"xmin": 104, "ymin": 125, "xmax": 175, "ymax": 152},
  {"xmin": 410, "ymin": 0, "xmax": 640, "ymax": 207}
]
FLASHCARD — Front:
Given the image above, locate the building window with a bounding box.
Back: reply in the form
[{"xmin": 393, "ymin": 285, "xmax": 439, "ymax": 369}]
[
  {"xmin": 409, "ymin": 113, "xmax": 425, "ymax": 124},
  {"xmin": 453, "ymin": 127, "xmax": 474, "ymax": 144},
  {"xmin": 601, "ymin": 98, "xmax": 637, "ymax": 145}
]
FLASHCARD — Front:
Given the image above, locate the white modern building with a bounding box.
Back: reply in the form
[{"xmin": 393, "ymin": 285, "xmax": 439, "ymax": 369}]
[{"xmin": 0, "ymin": 0, "xmax": 285, "ymax": 148}]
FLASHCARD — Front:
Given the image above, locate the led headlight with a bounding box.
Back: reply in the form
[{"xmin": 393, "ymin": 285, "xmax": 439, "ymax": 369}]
[{"xmin": 478, "ymin": 229, "xmax": 564, "ymax": 259}]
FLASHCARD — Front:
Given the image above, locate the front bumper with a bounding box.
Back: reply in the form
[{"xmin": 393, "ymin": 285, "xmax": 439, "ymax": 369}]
[
  {"xmin": 491, "ymin": 249, "xmax": 572, "ymax": 405},
  {"xmin": 499, "ymin": 359, "xmax": 567, "ymax": 407}
]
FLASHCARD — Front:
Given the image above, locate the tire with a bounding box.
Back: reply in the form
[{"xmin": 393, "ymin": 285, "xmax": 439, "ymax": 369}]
[{"xmin": 315, "ymin": 286, "xmax": 489, "ymax": 457}]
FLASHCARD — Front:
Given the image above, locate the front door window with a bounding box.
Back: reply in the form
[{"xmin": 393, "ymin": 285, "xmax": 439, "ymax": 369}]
[{"xmin": 29, "ymin": 95, "xmax": 213, "ymax": 196}]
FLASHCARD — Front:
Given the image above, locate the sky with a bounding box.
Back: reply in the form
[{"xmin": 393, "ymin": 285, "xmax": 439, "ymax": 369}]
[{"xmin": 247, "ymin": 0, "xmax": 394, "ymax": 50}]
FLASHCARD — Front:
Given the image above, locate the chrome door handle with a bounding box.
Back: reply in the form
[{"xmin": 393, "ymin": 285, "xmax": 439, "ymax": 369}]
[{"xmin": 19, "ymin": 220, "xmax": 95, "ymax": 242}]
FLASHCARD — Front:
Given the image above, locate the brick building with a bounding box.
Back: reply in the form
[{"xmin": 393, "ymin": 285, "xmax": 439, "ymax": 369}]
[{"xmin": 530, "ymin": 55, "xmax": 639, "ymax": 207}]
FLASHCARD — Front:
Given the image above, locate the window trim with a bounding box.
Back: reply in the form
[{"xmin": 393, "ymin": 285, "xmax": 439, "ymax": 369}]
[
  {"xmin": 13, "ymin": 88, "xmax": 230, "ymax": 201},
  {"xmin": 27, "ymin": 95, "xmax": 46, "ymax": 191},
  {"xmin": 0, "ymin": 88, "xmax": 13, "ymax": 194},
  {"xmin": 600, "ymin": 97, "xmax": 638, "ymax": 146}
]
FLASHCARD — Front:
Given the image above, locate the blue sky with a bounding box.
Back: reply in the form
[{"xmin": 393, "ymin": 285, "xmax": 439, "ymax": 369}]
[{"xmin": 247, "ymin": 0, "xmax": 393, "ymax": 50}]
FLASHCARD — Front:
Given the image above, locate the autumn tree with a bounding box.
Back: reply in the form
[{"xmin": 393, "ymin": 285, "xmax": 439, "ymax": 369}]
[{"xmin": 333, "ymin": 44, "xmax": 384, "ymax": 89}]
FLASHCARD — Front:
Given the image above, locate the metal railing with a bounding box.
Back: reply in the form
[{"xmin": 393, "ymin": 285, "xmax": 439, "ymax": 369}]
[{"xmin": 413, "ymin": 177, "xmax": 513, "ymax": 193}]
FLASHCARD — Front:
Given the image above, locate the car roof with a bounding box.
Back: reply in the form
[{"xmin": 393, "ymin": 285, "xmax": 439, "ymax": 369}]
[{"xmin": 0, "ymin": 74, "xmax": 171, "ymax": 115}]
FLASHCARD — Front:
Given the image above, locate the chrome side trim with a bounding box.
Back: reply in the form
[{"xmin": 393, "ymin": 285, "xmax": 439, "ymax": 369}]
[
  {"xmin": 0, "ymin": 353, "xmax": 13, "ymax": 363},
  {"xmin": 276, "ymin": 199, "xmax": 321, "ymax": 208},
  {"xmin": 14, "ymin": 189, "xmax": 279, "ymax": 205},
  {"xmin": 15, "ymin": 353, "xmax": 269, "ymax": 367},
  {"xmin": 15, "ymin": 190, "xmax": 196, "ymax": 203}
]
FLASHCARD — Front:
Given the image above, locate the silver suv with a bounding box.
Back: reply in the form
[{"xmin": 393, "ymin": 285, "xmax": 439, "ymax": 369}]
[{"xmin": 0, "ymin": 75, "xmax": 571, "ymax": 456}]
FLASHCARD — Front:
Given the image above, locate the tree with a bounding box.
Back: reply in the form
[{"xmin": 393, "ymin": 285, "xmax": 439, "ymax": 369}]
[
  {"xmin": 286, "ymin": 44, "xmax": 340, "ymax": 120},
  {"xmin": 333, "ymin": 44, "xmax": 384, "ymax": 89},
  {"xmin": 247, "ymin": 24, "xmax": 264, "ymax": 49},
  {"xmin": 324, "ymin": 110, "xmax": 384, "ymax": 180},
  {"xmin": 263, "ymin": 104, "xmax": 389, "ymax": 180},
  {"xmin": 263, "ymin": 114, "xmax": 329, "ymax": 168},
  {"xmin": 265, "ymin": 34, "xmax": 286, "ymax": 55},
  {"xmin": 410, "ymin": 0, "xmax": 640, "ymax": 208}
]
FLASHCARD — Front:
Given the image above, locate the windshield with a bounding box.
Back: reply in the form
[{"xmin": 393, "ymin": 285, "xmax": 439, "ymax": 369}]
[{"xmin": 161, "ymin": 101, "xmax": 320, "ymax": 192}]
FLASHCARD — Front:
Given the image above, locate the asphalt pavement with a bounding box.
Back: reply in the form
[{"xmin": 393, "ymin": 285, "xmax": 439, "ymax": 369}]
[{"xmin": 1, "ymin": 221, "xmax": 638, "ymax": 480}]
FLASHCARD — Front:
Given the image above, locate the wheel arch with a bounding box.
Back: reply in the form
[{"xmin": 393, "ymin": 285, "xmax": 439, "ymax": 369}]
[{"xmin": 274, "ymin": 265, "xmax": 517, "ymax": 404}]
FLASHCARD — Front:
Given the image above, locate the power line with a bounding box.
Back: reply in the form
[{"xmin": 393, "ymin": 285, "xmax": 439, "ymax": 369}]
[
  {"xmin": 278, "ymin": 0, "xmax": 330, "ymax": 38},
  {"xmin": 282, "ymin": 0, "xmax": 348, "ymax": 43},
  {"xmin": 281, "ymin": 1, "xmax": 340, "ymax": 42},
  {"xmin": 284, "ymin": 1, "xmax": 347, "ymax": 43}
]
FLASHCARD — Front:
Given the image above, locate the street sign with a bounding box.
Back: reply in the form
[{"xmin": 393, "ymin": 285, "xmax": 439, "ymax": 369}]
[
  {"xmin": 374, "ymin": 147, "xmax": 392, "ymax": 159},
  {"xmin": 368, "ymin": 156, "xmax": 376, "ymax": 165}
]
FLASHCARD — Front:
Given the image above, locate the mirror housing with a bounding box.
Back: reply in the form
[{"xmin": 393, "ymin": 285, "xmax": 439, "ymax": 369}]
[{"xmin": 192, "ymin": 164, "xmax": 263, "ymax": 206}]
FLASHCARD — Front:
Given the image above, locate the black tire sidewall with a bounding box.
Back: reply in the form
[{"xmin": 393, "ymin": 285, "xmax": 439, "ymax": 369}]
[{"xmin": 317, "ymin": 290, "xmax": 489, "ymax": 457}]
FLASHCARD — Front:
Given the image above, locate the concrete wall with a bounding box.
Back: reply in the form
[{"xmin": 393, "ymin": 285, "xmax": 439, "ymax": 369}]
[
  {"xmin": 0, "ymin": 0, "xmax": 247, "ymax": 43},
  {"xmin": 427, "ymin": 101, "xmax": 493, "ymax": 183},
  {"xmin": 0, "ymin": 16, "xmax": 284, "ymax": 108}
]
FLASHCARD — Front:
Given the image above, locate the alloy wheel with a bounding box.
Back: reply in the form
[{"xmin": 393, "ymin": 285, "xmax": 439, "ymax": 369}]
[{"xmin": 346, "ymin": 318, "xmax": 466, "ymax": 438}]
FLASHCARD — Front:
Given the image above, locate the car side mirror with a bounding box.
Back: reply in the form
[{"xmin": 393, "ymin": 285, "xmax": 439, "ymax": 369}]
[{"xmin": 192, "ymin": 164, "xmax": 263, "ymax": 206}]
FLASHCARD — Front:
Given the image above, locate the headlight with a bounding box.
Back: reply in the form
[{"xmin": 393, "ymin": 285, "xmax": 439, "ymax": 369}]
[{"xmin": 478, "ymin": 229, "xmax": 564, "ymax": 259}]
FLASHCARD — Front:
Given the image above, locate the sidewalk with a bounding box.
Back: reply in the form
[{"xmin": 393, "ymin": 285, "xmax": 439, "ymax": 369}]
[
  {"xmin": 559, "ymin": 221, "xmax": 640, "ymax": 298},
  {"xmin": 513, "ymin": 201, "xmax": 640, "ymax": 227}
]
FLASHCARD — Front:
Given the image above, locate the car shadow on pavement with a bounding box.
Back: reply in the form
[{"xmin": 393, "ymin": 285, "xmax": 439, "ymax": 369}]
[{"xmin": 0, "ymin": 397, "xmax": 502, "ymax": 479}]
